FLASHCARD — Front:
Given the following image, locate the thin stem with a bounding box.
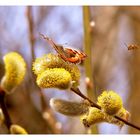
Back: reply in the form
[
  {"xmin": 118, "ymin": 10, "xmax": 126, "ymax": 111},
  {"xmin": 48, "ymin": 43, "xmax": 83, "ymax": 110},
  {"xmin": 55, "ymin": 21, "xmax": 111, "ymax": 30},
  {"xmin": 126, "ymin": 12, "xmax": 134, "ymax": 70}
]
[
  {"xmin": 114, "ymin": 115, "xmax": 140, "ymax": 131},
  {"xmin": 83, "ymin": 6, "xmax": 96, "ymax": 101},
  {"xmin": 0, "ymin": 87, "xmax": 12, "ymax": 130},
  {"xmin": 27, "ymin": 6, "xmax": 35, "ymax": 61},
  {"xmin": 40, "ymin": 91, "xmax": 48, "ymax": 112},
  {"xmin": 71, "ymin": 87, "xmax": 101, "ymax": 109},
  {"xmin": 26, "ymin": 6, "xmax": 47, "ymax": 112},
  {"xmin": 26, "ymin": 7, "xmax": 61, "ymax": 134},
  {"xmin": 70, "ymin": 87, "xmax": 140, "ymax": 131}
]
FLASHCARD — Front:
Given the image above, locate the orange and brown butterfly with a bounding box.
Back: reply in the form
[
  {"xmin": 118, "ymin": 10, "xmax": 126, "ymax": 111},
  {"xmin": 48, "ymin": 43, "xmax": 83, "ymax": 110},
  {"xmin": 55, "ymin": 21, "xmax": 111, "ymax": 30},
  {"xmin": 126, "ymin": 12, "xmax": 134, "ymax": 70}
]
[
  {"xmin": 125, "ymin": 43, "xmax": 140, "ymax": 50},
  {"xmin": 40, "ymin": 33, "xmax": 87, "ymax": 64}
]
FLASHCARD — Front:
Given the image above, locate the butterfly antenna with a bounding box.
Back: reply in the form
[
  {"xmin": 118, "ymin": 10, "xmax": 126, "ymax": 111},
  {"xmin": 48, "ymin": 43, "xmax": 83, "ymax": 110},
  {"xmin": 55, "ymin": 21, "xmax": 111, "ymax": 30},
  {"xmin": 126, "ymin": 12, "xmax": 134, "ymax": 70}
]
[
  {"xmin": 39, "ymin": 33, "xmax": 50, "ymax": 42},
  {"xmin": 39, "ymin": 33, "xmax": 60, "ymax": 53}
]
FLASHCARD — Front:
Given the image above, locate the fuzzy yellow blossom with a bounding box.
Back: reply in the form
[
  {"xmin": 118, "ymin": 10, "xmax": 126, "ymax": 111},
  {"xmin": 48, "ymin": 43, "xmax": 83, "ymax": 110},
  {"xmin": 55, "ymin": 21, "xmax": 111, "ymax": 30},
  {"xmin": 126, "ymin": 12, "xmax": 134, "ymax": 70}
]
[
  {"xmin": 97, "ymin": 91, "xmax": 123, "ymax": 115},
  {"xmin": 106, "ymin": 107, "xmax": 130, "ymax": 128},
  {"xmin": 10, "ymin": 124, "xmax": 28, "ymax": 134},
  {"xmin": 80, "ymin": 107, "xmax": 106, "ymax": 127},
  {"xmin": 37, "ymin": 68, "xmax": 72, "ymax": 89},
  {"xmin": 33, "ymin": 53, "xmax": 80, "ymax": 88},
  {"xmin": 1, "ymin": 52, "xmax": 26, "ymax": 92},
  {"xmin": 80, "ymin": 106, "xmax": 130, "ymax": 128}
]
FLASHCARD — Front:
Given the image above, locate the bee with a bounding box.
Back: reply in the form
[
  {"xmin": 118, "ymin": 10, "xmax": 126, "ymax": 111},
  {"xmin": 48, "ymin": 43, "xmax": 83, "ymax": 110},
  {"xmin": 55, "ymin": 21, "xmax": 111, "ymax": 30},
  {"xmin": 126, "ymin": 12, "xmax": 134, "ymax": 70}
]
[
  {"xmin": 40, "ymin": 33, "xmax": 87, "ymax": 64},
  {"xmin": 125, "ymin": 43, "xmax": 140, "ymax": 50}
]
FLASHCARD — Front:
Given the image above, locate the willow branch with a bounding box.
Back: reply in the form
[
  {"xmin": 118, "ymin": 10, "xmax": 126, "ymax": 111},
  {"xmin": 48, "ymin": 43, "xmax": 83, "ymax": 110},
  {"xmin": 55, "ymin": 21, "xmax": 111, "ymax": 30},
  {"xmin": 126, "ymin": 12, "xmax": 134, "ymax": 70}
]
[
  {"xmin": 70, "ymin": 87, "xmax": 140, "ymax": 131},
  {"xmin": 0, "ymin": 87, "xmax": 12, "ymax": 130},
  {"xmin": 27, "ymin": 6, "xmax": 35, "ymax": 61}
]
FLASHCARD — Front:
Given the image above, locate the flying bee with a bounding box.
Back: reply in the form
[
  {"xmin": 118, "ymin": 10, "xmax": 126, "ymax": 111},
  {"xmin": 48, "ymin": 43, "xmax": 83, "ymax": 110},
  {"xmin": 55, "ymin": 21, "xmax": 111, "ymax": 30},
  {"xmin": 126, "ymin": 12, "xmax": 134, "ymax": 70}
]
[
  {"xmin": 125, "ymin": 43, "xmax": 140, "ymax": 50},
  {"xmin": 40, "ymin": 33, "xmax": 87, "ymax": 64}
]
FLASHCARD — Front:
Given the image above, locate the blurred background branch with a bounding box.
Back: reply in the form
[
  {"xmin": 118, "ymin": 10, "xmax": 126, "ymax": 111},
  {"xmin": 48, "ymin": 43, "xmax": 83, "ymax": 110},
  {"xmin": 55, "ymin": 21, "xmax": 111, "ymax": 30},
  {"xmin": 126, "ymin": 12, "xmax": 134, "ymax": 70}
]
[
  {"xmin": 26, "ymin": 6, "xmax": 61, "ymax": 134},
  {"xmin": 83, "ymin": 6, "xmax": 98, "ymax": 134}
]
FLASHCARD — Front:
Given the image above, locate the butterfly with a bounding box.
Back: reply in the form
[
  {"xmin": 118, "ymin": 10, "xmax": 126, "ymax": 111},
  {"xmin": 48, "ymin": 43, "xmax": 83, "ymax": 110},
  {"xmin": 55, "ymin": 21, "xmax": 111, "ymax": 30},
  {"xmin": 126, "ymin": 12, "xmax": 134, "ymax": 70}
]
[{"xmin": 40, "ymin": 33, "xmax": 87, "ymax": 64}]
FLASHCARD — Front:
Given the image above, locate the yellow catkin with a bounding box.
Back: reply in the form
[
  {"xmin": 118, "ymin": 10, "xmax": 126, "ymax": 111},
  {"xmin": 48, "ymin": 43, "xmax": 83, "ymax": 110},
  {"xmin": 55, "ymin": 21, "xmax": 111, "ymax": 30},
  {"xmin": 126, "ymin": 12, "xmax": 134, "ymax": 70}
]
[
  {"xmin": 1, "ymin": 52, "xmax": 26, "ymax": 92},
  {"xmin": 33, "ymin": 53, "xmax": 80, "ymax": 87},
  {"xmin": 37, "ymin": 68, "xmax": 72, "ymax": 89},
  {"xmin": 80, "ymin": 107, "xmax": 106, "ymax": 127},
  {"xmin": 106, "ymin": 107, "xmax": 130, "ymax": 128},
  {"xmin": 97, "ymin": 91, "xmax": 123, "ymax": 115},
  {"xmin": 10, "ymin": 124, "xmax": 28, "ymax": 134},
  {"xmin": 80, "ymin": 106, "xmax": 130, "ymax": 128},
  {"xmin": 0, "ymin": 109, "xmax": 4, "ymax": 124}
]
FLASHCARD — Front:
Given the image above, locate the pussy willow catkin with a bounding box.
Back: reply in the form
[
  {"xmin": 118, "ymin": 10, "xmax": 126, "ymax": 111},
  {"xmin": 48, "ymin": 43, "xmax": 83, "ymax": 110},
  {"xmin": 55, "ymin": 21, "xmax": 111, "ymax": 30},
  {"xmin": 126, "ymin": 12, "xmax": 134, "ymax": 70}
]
[
  {"xmin": 10, "ymin": 124, "xmax": 28, "ymax": 134},
  {"xmin": 37, "ymin": 68, "xmax": 72, "ymax": 89},
  {"xmin": 80, "ymin": 107, "xmax": 106, "ymax": 127},
  {"xmin": 106, "ymin": 107, "xmax": 130, "ymax": 128},
  {"xmin": 33, "ymin": 53, "xmax": 80, "ymax": 89},
  {"xmin": 97, "ymin": 91, "xmax": 123, "ymax": 115},
  {"xmin": 50, "ymin": 98, "xmax": 89, "ymax": 116},
  {"xmin": 1, "ymin": 52, "xmax": 26, "ymax": 93}
]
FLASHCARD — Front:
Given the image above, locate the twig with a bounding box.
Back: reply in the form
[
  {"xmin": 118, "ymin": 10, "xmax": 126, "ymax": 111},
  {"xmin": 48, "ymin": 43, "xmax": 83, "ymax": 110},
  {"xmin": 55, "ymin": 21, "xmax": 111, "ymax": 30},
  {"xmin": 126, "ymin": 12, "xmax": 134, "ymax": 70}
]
[
  {"xmin": 114, "ymin": 115, "xmax": 140, "ymax": 131},
  {"xmin": 40, "ymin": 91, "xmax": 62, "ymax": 134},
  {"xmin": 70, "ymin": 87, "xmax": 140, "ymax": 131},
  {"xmin": 26, "ymin": 6, "xmax": 61, "ymax": 134},
  {"xmin": 26, "ymin": 6, "xmax": 48, "ymax": 113},
  {"xmin": 71, "ymin": 87, "xmax": 101, "ymax": 109},
  {"xmin": 0, "ymin": 87, "xmax": 12, "ymax": 130},
  {"xmin": 40, "ymin": 91, "xmax": 48, "ymax": 112},
  {"xmin": 26, "ymin": 6, "xmax": 35, "ymax": 61},
  {"xmin": 83, "ymin": 6, "xmax": 96, "ymax": 101}
]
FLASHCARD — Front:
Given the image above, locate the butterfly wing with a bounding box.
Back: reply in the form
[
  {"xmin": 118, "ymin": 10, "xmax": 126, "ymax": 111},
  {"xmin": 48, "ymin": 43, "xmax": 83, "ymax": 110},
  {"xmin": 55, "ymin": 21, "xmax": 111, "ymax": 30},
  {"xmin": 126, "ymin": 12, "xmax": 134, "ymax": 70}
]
[
  {"xmin": 40, "ymin": 33, "xmax": 87, "ymax": 63},
  {"xmin": 40, "ymin": 33, "xmax": 70, "ymax": 57}
]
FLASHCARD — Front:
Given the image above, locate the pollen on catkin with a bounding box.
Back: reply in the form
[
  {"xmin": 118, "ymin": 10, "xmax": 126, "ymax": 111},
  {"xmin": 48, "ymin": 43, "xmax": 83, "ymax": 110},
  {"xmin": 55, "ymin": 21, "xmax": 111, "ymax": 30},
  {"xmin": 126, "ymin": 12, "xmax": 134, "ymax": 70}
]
[
  {"xmin": 97, "ymin": 91, "xmax": 123, "ymax": 115},
  {"xmin": 0, "ymin": 52, "xmax": 26, "ymax": 93},
  {"xmin": 106, "ymin": 107, "xmax": 130, "ymax": 128},
  {"xmin": 80, "ymin": 107, "xmax": 106, "ymax": 127},
  {"xmin": 33, "ymin": 53, "xmax": 80, "ymax": 88},
  {"xmin": 10, "ymin": 124, "xmax": 28, "ymax": 134},
  {"xmin": 37, "ymin": 68, "xmax": 72, "ymax": 89}
]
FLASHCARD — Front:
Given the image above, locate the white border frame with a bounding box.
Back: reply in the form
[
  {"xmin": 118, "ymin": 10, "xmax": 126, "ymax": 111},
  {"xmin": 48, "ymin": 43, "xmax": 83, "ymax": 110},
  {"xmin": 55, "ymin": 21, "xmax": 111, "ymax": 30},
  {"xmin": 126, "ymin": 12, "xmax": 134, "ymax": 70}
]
[
  {"xmin": 1, "ymin": 135, "xmax": 140, "ymax": 140},
  {"xmin": 0, "ymin": 0, "xmax": 140, "ymax": 6}
]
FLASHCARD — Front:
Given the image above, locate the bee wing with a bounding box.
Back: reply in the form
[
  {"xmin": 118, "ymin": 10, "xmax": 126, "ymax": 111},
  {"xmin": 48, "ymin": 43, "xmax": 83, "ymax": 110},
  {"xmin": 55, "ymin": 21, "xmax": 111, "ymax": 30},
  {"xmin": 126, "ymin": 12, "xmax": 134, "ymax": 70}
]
[{"xmin": 124, "ymin": 43, "xmax": 129, "ymax": 49}]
